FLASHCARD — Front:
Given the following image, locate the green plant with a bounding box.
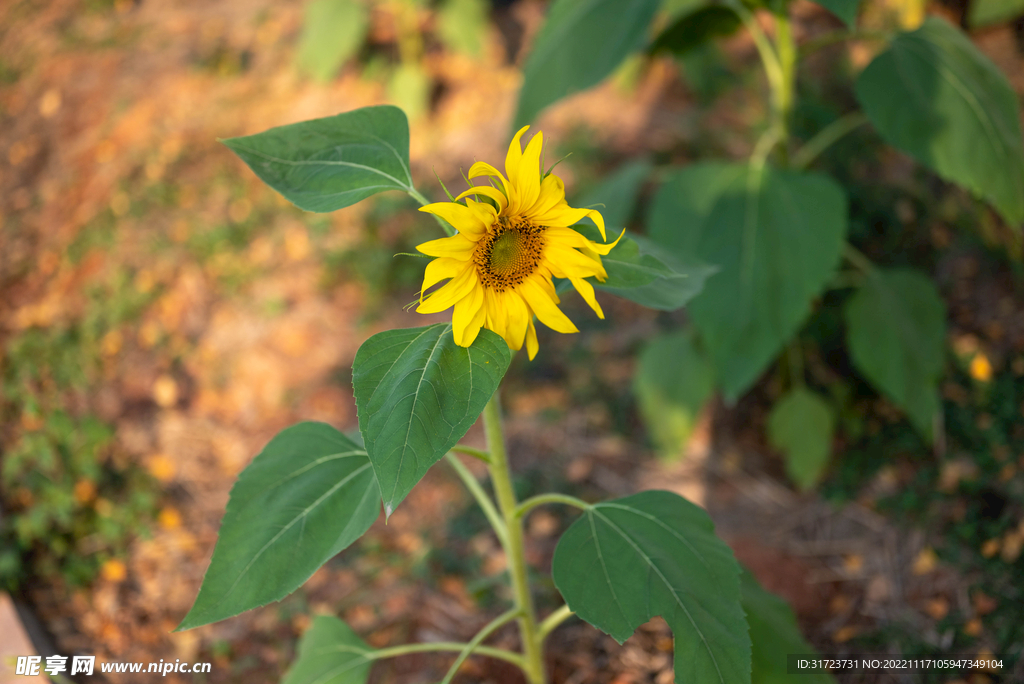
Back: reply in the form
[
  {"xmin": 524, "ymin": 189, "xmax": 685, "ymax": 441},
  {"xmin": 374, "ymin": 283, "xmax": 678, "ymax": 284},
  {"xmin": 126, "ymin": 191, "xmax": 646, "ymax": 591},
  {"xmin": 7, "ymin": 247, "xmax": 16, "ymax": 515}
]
[
  {"xmin": 512, "ymin": 0, "xmax": 1024, "ymax": 490},
  {"xmin": 175, "ymin": 103, "xmax": 840, "ymax": 684}
]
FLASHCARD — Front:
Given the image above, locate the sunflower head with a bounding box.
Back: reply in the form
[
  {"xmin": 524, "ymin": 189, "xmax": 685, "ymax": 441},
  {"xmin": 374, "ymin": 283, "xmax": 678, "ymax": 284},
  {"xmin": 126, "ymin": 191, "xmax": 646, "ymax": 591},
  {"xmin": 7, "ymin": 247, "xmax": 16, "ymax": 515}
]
[{"xmin": 415, "ymin": 126, "xmax": 622, "ymax": 360}]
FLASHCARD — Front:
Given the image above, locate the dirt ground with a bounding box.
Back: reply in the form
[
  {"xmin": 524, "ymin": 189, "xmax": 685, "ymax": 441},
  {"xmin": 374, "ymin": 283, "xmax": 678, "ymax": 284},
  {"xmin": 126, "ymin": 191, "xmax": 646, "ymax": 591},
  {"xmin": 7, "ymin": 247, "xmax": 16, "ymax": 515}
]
[{"xmin": 2, "ymin": 1, "xmax": 1024, "ymax": 683}]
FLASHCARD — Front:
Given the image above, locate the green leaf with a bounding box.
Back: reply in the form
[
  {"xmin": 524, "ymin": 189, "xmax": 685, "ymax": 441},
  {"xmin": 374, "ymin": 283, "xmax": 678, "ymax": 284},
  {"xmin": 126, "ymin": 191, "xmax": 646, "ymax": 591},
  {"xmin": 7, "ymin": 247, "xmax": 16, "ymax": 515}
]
[
  {"xmin": 855, "ymin": 17, "xmax": 1024, "ymax": 226},
  {"xmin": 650, "ymin": 5, "xmax": 742, "ymax": 57},
  {"xmin": 574, "ymin": 159, "xmax": 653, "ymax": 231},
  {"xmin": 649, "ymin": 163, "xmax": 847, "ymax": 400},
  {"xmin": 767, "ymin": 388, "xmax": 834, "ymax": 490},
  {"xmin": 569, "ymin": 224, "xmax": 717, "ymax": 311},
  {"xmin": 439, "ymin": 0, "xmax": 489, "ymax": 57},
  {"xmin": 808, "ymin": 0, "xmax": 859, "ymax": 28},
  {"xmin": 552, "ymin": 490, "xmax": 750, "ymax": 684},
  {"xmin": 178, "ymin": 423, "xmax": 380, "ymax": 630},
  {"xmin": 222, "ymin": 105, "xmax": 413, "ymax": 213},
  {"xmin": 352, "ymin": 324, "xmax": 511, "ymax": 517},
  {"xmin": 634, "ymin": 330, "xmax": 715, "ymax": 458},
  {"xmin": 844, "ymin": 268, "xmax": 946, "ymax": 440},
  {"xmin": 969, "ymin": 0, "xmax": 1024, "ymax": 27},
  {"xmin": 296, "ymin": 0, "xmax": 370, "ymax": 82},
  {"xmin": 514, "ymin": 0, "xmax": 662, "ymax": 128},
  {"xmin": 741, "ymin": 568, "xmax": 836, "ymax": 684},
  {"xmin": 282, "ymin": 615, "xmax": 372, "ymax": 684}
]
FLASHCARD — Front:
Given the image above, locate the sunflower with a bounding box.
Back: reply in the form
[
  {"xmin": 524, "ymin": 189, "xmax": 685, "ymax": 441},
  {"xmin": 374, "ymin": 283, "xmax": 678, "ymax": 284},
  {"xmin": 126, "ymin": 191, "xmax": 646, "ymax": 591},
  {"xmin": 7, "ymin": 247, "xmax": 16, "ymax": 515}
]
[{"xmin": 415, "ymin": 127, "xmax": 621, "ymax": 359}]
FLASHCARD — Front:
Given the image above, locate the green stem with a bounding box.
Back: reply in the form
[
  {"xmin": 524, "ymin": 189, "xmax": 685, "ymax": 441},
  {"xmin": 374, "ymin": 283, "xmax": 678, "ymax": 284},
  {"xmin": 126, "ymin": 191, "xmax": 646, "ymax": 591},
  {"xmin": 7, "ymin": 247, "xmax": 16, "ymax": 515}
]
[
  {"xmin": 369, "ymin": 641, "xmax": 524, "ymax": 668},
  {"xmin": 843, "ymin": 243, "xmax": 877, "ymax": 276},
  {"xmin": 792, "ymin": 112, "xmax": 870, "ymax": 169},
  {"xmin": 514, "ymin": 493, "xmax": 591, "ymax": 521},
  {"xmin": 444, "ymin": 452, "xmax": 509, "ymax": 551},
  {"xmin": 537, "ymin": 605, "xmax": 575, "ymax": 641},
  {"xmin": 439, "ymin": 607, "xmax": 522, "ymax": 684},
  {"xmin": 407, "ymin": 188, "xmax": 456, "ymax": 237},
  {"xmin": 772, "ymin": 2, "xmax": 797, "ymax": 165},
  {"xmin": 450, "ymin": 444, "xmax": 491, "ymax": 464},
  {"xmin": 483, "ymin": 395, "xmax": 546, "ymax": 684},
  {"xmin": 723, "ymin": 0, "xmax": 784, "ymax": 99}
]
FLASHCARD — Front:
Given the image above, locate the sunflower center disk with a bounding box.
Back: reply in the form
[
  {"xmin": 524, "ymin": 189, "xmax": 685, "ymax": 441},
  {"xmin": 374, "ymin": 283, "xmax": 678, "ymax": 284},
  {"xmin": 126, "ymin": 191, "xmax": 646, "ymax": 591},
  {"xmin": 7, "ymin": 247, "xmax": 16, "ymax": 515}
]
[{"xmin": 474, "ymin": 216, "xmax": 544, "ymax": 293}]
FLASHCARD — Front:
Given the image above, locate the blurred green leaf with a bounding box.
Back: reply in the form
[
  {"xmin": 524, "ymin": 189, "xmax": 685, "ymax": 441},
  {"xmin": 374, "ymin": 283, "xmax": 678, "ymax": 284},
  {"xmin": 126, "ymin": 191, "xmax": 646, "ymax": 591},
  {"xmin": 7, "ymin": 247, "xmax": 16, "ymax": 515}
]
[
  {"xmin": 514, "ymin": 0, "xmax": 662, "ymax": 128},
  {"xmin": 855, "ymin": 17, "xmax": 1024, "ymax": 226},
  {"xmin": 574, "ymin": 159, "xmax": 653, "ymax": 231},
  {"xmin": 222, "ymin": 105, "xmax": 412, "ymax": 213},
  {"xmin": 352, "ymin": 324, "xmax": 511, "ymax": 517},
  {"xmin": 650, "ymin": 163, "xmax": 847, "ymax": 401},
  {"xmin": 650, "ymin": 5, "xmax": 741, "ymax": 57},
  {"xmin": 741, "ymin": 568, "xmax": 836, "ymax": 684},
  {"xmin": 282, "ymin": 615, "xmax": 372, "ymax": 684},
  {"xmin": 634, "ymin": 330, "xmax": 715, "ymax": 458},
  {"xmin": 296, "ymin": 0, "xmax": 370, "ymax": 82},
  {"xmin": 808, "ymin": 0, "xmax": 859, "ymax": 27},
  {"xmin": 844, "ymin": 268, "xmax": 945, "ymax": 440},
  {"xmin": 552, "ymin": 490, "xmax": 750, "ymax": 684},
  {"xmin": 178, "ymin": 423, "xmax": 380, "ymax": 630},
  {"xmin": 570, "ymin": 224, "xmax": 717, "ymax": 310},
  {"xmin": 438, "ymin": 0, "xmax": 488, "ymax": 57},
  {"xmin": 968, "ymin": 0, "xmax": 1024, "ymax": 27},
  {"xmin": 387, "ymin": 62, "xmax": 431, "ymax": 121},
  {"xmin": 767, "ymin": 387, "xmax": 834, "ymax": 490}
]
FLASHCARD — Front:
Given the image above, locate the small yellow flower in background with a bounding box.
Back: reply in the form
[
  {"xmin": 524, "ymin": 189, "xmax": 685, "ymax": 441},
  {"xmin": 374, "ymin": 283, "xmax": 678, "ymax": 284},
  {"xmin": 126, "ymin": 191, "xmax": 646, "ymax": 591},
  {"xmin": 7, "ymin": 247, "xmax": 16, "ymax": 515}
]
[
  {"xmin": 969, "ymin": 353, "xmax": 993, "ymax": 382},
  {"xmin": 415, "ymin": 126, "xmax": 622, "ymax": 359}
]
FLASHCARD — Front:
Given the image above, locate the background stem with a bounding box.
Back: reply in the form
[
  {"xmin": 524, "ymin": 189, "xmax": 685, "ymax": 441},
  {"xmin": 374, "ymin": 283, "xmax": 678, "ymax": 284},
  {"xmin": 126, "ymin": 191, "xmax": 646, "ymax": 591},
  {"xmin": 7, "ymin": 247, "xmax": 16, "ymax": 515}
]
[{"xmin": 483, "ymin": 395, "xmax": 546, "ymax": 684}]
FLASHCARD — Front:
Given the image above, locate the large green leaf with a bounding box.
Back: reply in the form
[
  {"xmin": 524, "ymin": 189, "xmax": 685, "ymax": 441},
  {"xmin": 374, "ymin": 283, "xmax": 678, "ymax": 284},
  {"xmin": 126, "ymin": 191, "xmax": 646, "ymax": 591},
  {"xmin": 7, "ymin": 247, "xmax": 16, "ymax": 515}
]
[
  {"xmin": 222, "ymin": 105, "xmax": 413, "ymax": 213},
  {"xmin": 969, "ymin": 0, "xmax": 1024, "ymax": 27},
  {"xmin": 855, "ymin": 17, "xmax": 1024, "ymax": 226},
  {"xmin": 634, "ymin": 330, "xmax": 715, "ymax": 458},
  {"xmin": 552, "ymin": 490, "xmax": 750, "ymax": 684},
  {"xmin": 649, "ymin": 163, "xmax": 847, "ymax": 400},
  {"xmin": 178, "ymin": 423, "xmax": 380, "ymax": 630},
  {"xmin": 282, "ymin": 615, "xmax": 373, "ymax": 684},
  {"xmin": 767, "ymin": 388, "xmax": 834, "ymax": 491},
  {"xmin": 296, "ymin": 0, "xmax": 370, "ymax": 82},
  {"xmin": 574, "ymin": 159, "xmax": 653, "ymax": 231},
  {"xmin": 352, "ymin": 324, "xmax": 511, "ymax": 517},
  {"xmin": 808, "ymin": 0, "xmax": 859, "ymax": 27},
  {"xmin": 844, "ymin": 268, "xmax": 945, "ymax": 440},
  {"xmin": 514, "ymin": 0, "xmax": 662, "ymax": 128},
  {"xmin": 568, "ymin": 224, "xmax": 717, "ymax": 311},
  {"xmin": 741, "ymin": 569, "xmax": 836, "ymax": 684}
]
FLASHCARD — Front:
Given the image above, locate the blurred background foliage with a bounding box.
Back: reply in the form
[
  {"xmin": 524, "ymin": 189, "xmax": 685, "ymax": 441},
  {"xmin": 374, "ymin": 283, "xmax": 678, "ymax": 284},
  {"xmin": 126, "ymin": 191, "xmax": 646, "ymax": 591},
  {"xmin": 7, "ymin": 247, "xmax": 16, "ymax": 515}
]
[{"xmin": 1, "ymin": 0, "xmax": 1023, "ymax": 680}]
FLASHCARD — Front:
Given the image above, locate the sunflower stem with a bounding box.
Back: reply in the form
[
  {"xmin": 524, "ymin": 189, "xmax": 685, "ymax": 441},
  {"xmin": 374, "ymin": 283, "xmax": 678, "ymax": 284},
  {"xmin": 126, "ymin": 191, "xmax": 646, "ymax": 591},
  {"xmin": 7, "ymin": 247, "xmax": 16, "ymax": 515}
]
[{"xmin": 483, "ymin": 394, "xmax": 546, "ymax": 684}]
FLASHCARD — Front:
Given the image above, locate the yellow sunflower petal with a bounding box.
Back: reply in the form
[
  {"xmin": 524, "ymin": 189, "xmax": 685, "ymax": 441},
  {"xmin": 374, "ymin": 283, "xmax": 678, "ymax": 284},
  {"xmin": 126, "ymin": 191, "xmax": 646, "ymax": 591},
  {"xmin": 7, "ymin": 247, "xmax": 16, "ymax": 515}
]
[
  {"xmin": 417, "ymin": 267, "xmax": 478, "ymax": 314},
  {"xmin": 504, "ymin": 125, "xmax": 530, "ymax": 188},
  {"xmin": 518, "ymin": 276, "xmax": 578, "ymax": 334},
  {"xmin": 510, "ymin": 130, "xmax": 543, "ymax": 213},
  {"xmin": 568, "ymin": 276, "xmax": 604, "ymax": 319},
  {"xmin": 545, "ymin": 244, "xmax": 606, "ymax": 280},
  {"xmin": 502, "ymin": 291, "xmax": 530, "ymax": 351},
  {"xmin": 482, "ymin": 287, "xmax": 507, "ymax": 339},
  {"xmin": 456, "ymin": 186, "xmax": 508, "ymax": 214},
  {"xmin": 525, "ymin": 316, "xmax": 539, "ymax": 360},
  {"xmin": 546, "ymin": 226, "xmax": 623, "ymax": 256},
  {"xmin": 416, "ymin": 234, "xmax": 477, "ymax": 260},
  {"xmin": 468, "ymin": 161, "xmax": 512, "ymax": 200},
  {"xmin": 421, "ymin": 257, "xmax": 468, "ymax": 299},
  {"xmin": 532, "ymin": 205, "xmax": 608, "ymax": 240},
  {"xmin": 525, "ymin": 174, "xmax": 566, "ymax": 218},
  {"xmin": 419, "ymin": 202, "xmax": 488, "ymax": 237},
  {"xmin": 452, "ymin": 284, "xmax": 485, "ymax": 347}
]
